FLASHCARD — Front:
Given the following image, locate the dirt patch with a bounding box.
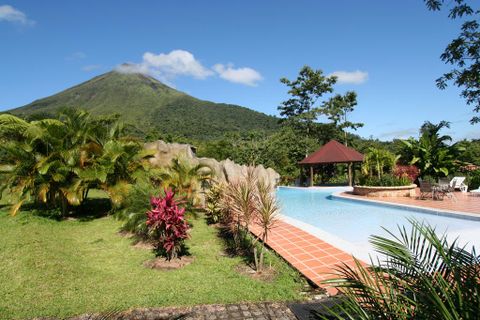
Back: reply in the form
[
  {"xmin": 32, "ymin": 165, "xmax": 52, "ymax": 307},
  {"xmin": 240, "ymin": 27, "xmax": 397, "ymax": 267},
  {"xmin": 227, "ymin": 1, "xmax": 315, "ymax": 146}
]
[
  {"xmin": 117, "ymin": 230, "xmax": 134, "ymax": 238},
  {"xmin": 235, "ymin": 264, "xmax": 277, "ymax": 282},
  {"xmin": 143, "ymin": 256, "xmax": 195, "ymax": 270},
  {"xmin": 133, "ymin": 241, "xmax": 154, "ymax": 250}
]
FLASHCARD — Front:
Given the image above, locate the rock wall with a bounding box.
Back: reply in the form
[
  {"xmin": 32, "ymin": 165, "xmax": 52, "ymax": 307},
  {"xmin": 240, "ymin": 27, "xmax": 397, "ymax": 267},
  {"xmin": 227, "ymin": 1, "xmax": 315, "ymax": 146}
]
[{"xmin": 144, "ymin": 140, "xmax": 280, "ymax": 187}]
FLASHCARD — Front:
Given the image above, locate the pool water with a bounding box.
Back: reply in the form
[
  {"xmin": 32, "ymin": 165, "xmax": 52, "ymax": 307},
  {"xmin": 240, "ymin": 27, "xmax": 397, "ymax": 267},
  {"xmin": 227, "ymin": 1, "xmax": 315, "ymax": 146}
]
[{"xmin": 276, "ymin": 187, "xmax": 480, "ymax": 261}]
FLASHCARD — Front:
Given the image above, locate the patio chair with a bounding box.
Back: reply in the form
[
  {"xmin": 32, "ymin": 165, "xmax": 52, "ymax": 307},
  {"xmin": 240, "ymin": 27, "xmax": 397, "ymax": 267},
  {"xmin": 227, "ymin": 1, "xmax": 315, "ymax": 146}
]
[
  {"xmin": 444, "ymin": 179, "xmax": 457, "ymax": 202},
  {"xmin": 449, "ymin": 176, "xmax": 468, "ymax": 192},
  {"xmin": 470, "ymin": 188, "xmax": 480, "ymax": 197},
  {"xmin": 419, "ymin": 180, "xmax": 434, "ymax": 200}
]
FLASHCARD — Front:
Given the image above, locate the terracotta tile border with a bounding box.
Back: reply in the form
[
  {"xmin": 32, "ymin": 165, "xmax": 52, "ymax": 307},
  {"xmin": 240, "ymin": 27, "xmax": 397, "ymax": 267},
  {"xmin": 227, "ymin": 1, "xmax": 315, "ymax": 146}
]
[{"xmin": 249, "ymin": 220, "xmax": 361, "ymax": 295}]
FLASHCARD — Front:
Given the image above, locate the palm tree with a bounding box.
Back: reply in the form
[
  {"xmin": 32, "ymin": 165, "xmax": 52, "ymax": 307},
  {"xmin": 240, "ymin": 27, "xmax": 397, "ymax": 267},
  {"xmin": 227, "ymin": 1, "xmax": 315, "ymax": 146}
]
[
  {"xmin": 160, "ymin": 158, "xmax": 212, "ymax": 206},
  {"xmin": 319, "ymin": 220, "xmax": 480, "ymax": 319},
  {"xmin": 0, "ymin": 110, "xmax": 152, "ymax": 216},
  {"xmin": 362, "ymin": 147, "xmax": 397, "ymax": 179}
]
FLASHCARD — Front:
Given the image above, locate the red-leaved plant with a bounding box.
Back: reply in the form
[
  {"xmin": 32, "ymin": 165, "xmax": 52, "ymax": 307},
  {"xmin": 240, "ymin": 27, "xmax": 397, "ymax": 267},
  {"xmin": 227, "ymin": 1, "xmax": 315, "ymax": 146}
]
[
  {"xmin": 146, "ymin": 189, "xmax": 190, "ymax": 260},
  {"xmin": 394, "ymin": 165, "xmax": 420, "ymax": 183}
]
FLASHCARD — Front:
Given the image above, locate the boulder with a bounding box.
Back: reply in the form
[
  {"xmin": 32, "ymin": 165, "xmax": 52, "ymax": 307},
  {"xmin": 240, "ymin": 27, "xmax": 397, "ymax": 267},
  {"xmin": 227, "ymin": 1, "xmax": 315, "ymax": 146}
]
[{"xmin": 144, "ymin": 140, "xmax": 280, "ymax": 187}]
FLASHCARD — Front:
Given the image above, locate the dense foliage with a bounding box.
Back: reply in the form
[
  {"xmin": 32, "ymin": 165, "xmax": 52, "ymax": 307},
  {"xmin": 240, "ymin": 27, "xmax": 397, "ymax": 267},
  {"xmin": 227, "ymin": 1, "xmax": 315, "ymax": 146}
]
[
  {"xmin": 0, "ymin": 109, "xmax": 152, "ymax": 216},
  {"xmin": 146, "ymin": 189, "xmax": 190, "ymax": 260},
  {"xmin": 400, "ymin": 121, "xmax": 459, "ymax": 179},
  {"xmin": 322, "ymin": 220, "xmax": 480, "ymax": 319},
  {"xmin": 393, "ymin": 165, "xmax": 420, "ymax": 183},
  {"xmin": 361, "ymin": 147, "xmax": 398, "ymax": 179},
  {"xmin": 116, "ymin": 157, "xmax": 210, "ymax": 236},
  {"xmin": 468, "ymin": 169, "xmax": 480, "ymax": 190}
]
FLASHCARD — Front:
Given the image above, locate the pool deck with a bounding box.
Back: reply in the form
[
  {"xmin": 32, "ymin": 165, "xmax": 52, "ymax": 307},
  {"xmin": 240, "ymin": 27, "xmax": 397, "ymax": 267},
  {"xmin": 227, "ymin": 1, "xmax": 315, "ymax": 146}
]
[
  {"xmin": 340, "ymin": 189, "xmax": 480, "ymax": 215},
  {"xmin": 250, "ymin": 188, "xmax": 479, "ymax": 295}
]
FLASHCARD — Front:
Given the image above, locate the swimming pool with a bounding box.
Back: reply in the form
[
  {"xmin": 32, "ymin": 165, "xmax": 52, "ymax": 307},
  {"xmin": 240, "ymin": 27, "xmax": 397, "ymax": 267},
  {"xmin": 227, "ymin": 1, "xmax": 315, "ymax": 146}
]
[{"xmin": 276, "ymin": 187, "xmax": 480, "ymax": 261}]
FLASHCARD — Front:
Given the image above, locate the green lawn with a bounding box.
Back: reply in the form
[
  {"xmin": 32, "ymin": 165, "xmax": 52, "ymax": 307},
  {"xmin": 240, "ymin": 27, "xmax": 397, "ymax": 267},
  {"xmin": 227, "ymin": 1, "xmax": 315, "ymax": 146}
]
[{"xmin": 0, "ymin": 209, "xmax": 306, "ymax": 319}]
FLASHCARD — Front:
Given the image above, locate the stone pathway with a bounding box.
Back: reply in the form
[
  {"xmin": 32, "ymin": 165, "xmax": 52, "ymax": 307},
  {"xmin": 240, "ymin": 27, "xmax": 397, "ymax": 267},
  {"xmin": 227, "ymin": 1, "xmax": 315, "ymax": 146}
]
[{"xmin": 68, "ymin": 302, "xmax": 305, "ymax": 320}]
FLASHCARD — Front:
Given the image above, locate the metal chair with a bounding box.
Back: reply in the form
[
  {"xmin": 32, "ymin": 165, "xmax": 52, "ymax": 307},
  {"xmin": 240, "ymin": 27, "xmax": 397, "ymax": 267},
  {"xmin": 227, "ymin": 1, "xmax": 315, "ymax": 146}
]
[{"xmin": 419, "ymin": 180, "xmax": 433, "ymax": 200}]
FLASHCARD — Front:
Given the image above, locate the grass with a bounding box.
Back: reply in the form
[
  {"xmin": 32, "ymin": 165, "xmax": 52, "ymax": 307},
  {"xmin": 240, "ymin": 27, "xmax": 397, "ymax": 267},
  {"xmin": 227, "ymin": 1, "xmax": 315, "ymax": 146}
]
[{"xmin": 0, "ymin": 207, "xmax": 306, "ymax": 319}]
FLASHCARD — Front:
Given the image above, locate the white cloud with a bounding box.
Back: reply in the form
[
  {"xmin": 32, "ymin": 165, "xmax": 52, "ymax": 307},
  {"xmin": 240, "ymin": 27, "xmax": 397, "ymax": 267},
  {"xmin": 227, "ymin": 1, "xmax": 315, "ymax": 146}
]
[
  {"xmin": 82, "ymin": 64, "xmax": 102, "ymax": 72},
  {"xmin": 143, "ymin": 50, "xmax": 213, "ymax": 79},
  {"xmin": 213, "ymin": 64, "xmax": 262, "ymax": 86},
  {"xmin": 0, "ymin": 5, "xmax": 34, "ymax": 25},
  {"xmin": 116, "ymin": 50, "xmax": 213, "ymax": 83},
  {"xmin": 115, "ymin": 50, "xmax": 262, "ymax": 87},
  {"xmin": 329, "ymin": 70, "xmax": 368, "ymax": 84}
]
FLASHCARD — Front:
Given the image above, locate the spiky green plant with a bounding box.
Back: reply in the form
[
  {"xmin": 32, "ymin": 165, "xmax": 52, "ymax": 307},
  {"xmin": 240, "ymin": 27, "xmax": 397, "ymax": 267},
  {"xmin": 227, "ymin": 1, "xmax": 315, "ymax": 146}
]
[
  {"xmin": 253, "ymin": 180, "xmax": 278, "ymax": 271},
  {"xmin": 318, "ymin": 220, "xmax": 480, "ymax": 319}
]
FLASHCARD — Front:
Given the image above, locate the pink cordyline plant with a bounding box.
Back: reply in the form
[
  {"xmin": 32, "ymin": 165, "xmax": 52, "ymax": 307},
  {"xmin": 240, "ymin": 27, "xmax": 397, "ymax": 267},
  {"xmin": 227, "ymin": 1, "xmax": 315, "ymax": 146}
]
[{"xmin": 146, "ymin": 188, "xmax": 189, "ymax": 260}]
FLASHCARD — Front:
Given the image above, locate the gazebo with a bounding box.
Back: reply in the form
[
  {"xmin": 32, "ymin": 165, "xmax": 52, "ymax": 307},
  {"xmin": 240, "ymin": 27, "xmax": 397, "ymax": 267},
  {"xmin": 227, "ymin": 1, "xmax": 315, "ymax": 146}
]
[{"xmin": 299, "ymin": 140, "xmax": 364, "ymax": 187}]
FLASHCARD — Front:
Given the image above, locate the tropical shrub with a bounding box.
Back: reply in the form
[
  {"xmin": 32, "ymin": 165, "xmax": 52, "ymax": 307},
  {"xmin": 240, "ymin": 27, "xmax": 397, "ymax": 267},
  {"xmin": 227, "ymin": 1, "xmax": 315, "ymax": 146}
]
[
  {"xmin": 468, "ymin": 169, "xmax": 480, "ymax": 190},
  {"xmin": 393, "ymin": 164, "xmax": 420, "ymax": 182},
  {"xmin": 219, "ymin": 169, "xmax": 279, "ymax": 272},
  {"xmin": 0, "ymin": 109, "xmax": 153, "ymax": 216},
  {"xmin": 359, "ymin": 174, "xmax": 411, "ymax": 187},
  {"xmin": 114, "ymin": 182, "xmax": 157, "ymax": 237},
  {"xmin": 146, "ymin": 189, "xmax": 190, "ymax": 260},
  {"xmin": 220, "ymin": 170, "xmax": 258, "ymax": 250},
  {"xmin": 253, "ymin": 180, "xmax": 279, "ymax": 271},
  {"xmin": 361, "ymin": 147, "xmax": 397, "ymax": 179},
  {"xmin": 204, "ymin": 181, "xmax": 225, "ymax": 224},
  {"xmin": 321, "ymin": 220, "xmax": 480, "ymax": 319},
  {"xmin": 401, "ymin": 121, "xmax": 458, "ymax": 179},
  {"xmin": 159, "ymin": 158, "xmax": 212, "ymax": 208}
]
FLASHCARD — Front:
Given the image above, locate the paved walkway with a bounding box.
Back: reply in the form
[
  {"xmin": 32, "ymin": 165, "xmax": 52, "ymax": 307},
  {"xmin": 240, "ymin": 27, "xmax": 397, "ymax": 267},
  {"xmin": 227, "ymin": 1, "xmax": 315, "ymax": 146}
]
[
  {"xmin": 340, "ymin": 190, "xmax": 480, "ymax": 215},
  {"xmin": 249, "ymin": 220, "xmax": 358, "ymax": 295},
  {"xmin": 69, "ymin": 302, "xmax": 301, "ymax": 320}
]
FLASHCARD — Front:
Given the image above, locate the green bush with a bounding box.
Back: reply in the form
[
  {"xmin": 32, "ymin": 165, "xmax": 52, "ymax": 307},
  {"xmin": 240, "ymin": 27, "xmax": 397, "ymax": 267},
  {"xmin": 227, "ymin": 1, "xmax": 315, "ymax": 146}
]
[
  {"xmin": 359, "ymin": 174, "xmax": 411, "ymax": 187},
  {"xmin": 468, "ymin": 170, "xmax": 480, "ymax": 190},
  {"xmin": 204, "ymin": 182, "xmax": 225, "ymax": 224},
  {"xmin": 114, "ymin": 182, "xmax": 157, "ymax": 237}
]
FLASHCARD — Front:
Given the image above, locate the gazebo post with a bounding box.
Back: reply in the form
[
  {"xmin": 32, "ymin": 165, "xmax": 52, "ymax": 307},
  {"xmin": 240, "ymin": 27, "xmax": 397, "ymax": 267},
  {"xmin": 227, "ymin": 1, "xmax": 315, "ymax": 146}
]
[
  {"xmin": 348, "ymin": 162, "xmax": 353, "ymax": 186},
  {"xmin": 309, "ymin": 166, "xmax": 314, "ymax": 187}
]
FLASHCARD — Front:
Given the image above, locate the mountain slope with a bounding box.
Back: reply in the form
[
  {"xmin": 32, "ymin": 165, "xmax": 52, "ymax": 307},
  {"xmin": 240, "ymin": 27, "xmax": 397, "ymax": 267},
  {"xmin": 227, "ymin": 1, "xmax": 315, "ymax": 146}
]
[{"xmin": 9, "ymin": 71, "xmax": 279, "ymax": 139}]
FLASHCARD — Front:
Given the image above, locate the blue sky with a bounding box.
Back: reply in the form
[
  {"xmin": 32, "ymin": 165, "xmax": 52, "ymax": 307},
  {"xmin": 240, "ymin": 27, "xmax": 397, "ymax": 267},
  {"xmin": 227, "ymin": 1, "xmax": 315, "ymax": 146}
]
[{"xmin": 1, "ymin": 1, "xmax": 478, "ymax": 141}]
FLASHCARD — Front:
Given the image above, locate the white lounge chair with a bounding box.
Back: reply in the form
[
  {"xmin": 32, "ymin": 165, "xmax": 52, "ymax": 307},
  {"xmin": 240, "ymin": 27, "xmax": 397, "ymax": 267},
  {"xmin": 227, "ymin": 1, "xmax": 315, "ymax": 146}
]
[
  {"xmin": 450, "ymin": 177, "xmax": 468, "ymax": 192},
  {"xmin": 471, "ymin": 188, "xmax": 480, "ymax": 196}
]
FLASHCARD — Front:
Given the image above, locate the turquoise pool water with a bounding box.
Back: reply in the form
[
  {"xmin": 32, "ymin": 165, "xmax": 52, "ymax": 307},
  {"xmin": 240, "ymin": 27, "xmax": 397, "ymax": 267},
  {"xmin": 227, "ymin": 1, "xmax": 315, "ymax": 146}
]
[{"xmin": 276, "ymin": 187, "xmax": 480, "ymax": 260}]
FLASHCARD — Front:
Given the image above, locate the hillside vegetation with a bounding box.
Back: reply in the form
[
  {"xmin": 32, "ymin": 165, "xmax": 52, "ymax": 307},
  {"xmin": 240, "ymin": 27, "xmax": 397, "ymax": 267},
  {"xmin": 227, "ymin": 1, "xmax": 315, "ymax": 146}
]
[{"xmin": 9, "ymin": 71, "xmax": 278, "ymax": 140}]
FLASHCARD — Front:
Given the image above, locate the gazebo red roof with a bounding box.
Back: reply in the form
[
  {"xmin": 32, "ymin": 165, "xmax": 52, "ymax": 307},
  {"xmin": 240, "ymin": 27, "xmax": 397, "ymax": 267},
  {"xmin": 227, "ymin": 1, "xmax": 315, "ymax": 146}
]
[{"xmin": 299, "ymin": 140, "xmax": 364, "ymax": 165}]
